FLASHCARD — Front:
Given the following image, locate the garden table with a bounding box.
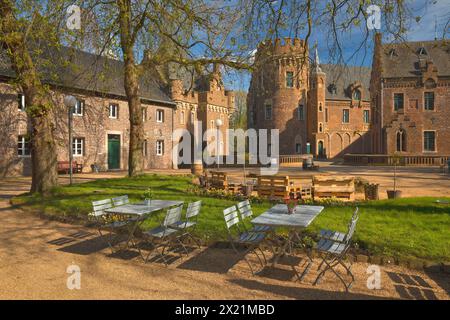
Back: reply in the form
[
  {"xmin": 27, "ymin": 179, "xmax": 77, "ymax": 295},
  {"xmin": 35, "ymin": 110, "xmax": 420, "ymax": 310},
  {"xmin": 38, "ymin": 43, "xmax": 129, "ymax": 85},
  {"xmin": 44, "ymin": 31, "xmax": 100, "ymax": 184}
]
[
  {"xmin": 104, "ymin": 200, "xmax": 184, "ymax": 249},
  {"xmin": 251, "ymin": 204, "xmax": 324, "ymax": 281}
]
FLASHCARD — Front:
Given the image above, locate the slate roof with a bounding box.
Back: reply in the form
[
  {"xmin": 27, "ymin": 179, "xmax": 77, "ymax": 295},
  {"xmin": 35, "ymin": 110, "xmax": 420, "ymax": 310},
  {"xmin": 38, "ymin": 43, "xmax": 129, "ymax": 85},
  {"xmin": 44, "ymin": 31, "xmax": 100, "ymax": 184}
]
[
  {"xmin": 0, "ymin": 45, "xmax": 174, "ymax": 105},
  {"xmin": 319, "ymin": 64, "xmax": 371, "ymax": 101},
  {"xmin": 380, "ymin": 40, "xmax": 450, "ymax": 78}
]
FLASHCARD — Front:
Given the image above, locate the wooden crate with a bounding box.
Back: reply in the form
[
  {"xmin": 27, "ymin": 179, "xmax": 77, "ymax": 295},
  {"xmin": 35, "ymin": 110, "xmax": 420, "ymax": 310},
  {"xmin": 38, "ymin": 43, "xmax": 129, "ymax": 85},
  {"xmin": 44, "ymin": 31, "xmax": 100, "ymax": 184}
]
[
  {"xmin": 313, "ymin": 175, "xmax": 355, "ymax": 201},
  {"xmin": 256, "ymin": 175, "xmax": 302, "ymax": 199}
]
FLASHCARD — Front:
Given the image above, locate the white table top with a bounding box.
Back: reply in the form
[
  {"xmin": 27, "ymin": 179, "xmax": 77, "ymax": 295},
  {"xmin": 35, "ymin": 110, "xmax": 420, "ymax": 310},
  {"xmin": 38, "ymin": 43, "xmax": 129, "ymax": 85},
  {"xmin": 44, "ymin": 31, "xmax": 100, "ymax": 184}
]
[
  {"xmin": 104, "ymin": 200, "xmax": 183, "ymax": 216},
  {"xmin": 251, "ymin": 204, "xmax": 324, "ymax": 228}
]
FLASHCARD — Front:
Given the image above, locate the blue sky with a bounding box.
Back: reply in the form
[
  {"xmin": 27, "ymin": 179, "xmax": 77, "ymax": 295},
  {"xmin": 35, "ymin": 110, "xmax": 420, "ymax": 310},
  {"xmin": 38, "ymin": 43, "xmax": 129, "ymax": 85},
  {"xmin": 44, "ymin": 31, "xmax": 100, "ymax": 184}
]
[{"xmin": 223, "ymin": 0, "xmax": 450, "ymax": 92}]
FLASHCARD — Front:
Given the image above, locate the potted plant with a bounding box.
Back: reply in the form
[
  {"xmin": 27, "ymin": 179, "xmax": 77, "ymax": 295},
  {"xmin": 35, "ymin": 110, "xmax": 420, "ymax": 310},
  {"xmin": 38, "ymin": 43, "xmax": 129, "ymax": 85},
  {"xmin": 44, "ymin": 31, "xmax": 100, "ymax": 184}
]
[
  {"xmin": 284, "ymin": 195, "xmax": 298, "ymax": 214},
  {"xmin": 387, "ymin": 153, "xmax": 402, "ymax": 199},
  {"xmin": 142, "ymin": 188, "xmax": 154, "ymax": 206}
]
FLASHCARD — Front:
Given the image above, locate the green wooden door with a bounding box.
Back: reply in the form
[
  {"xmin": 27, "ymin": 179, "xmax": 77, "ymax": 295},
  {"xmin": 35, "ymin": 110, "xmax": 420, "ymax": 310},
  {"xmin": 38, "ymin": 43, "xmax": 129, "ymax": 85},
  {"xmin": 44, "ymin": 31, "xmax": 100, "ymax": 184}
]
[{"xmin": 108, "ymin": 135, "xmax": 120, "ymax": 169}]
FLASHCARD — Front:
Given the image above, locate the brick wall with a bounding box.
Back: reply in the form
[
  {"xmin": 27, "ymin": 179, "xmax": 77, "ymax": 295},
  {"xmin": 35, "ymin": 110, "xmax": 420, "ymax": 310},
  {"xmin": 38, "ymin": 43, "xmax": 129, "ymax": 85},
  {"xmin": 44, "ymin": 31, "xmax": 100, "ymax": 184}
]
[
  {"xmin": 0, "ymin": 82, "xmax": 175, "ymax": 176},
  {"xmin": 382, "ymin": 79, "xmax": 450, "ymax": 155}
]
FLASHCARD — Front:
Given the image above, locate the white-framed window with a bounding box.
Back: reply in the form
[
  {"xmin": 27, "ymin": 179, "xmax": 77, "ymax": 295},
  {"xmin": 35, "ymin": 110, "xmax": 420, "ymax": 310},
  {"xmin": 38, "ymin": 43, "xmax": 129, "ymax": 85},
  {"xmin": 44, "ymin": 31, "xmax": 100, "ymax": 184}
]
[
  {"xmin": 363, "ymin": 110, "xmax": 370, "ymax": 123},
  {"xmin": 17, "ymin": 135, "xmax": 31, "ymax": 157},
  {"xmin": 156, "ymin": 140, "xmax": 164, "ymax": 156},
  {"xmin": 297, "ymin": 104, "xmax": 304, "ymax": 120},
  {"xmin": 424, "ymin": 92, "xmax": 435, "ymax": 111},
  {"xmin": 180, "ymin": 110, "xmax": 185, "ymax": 124},
  {"xmin": 295, "ymin": 143, "xmax": 302, "ymax": 154},
  {"xmin": 73, "ymin": 99, "xmax": 84, "ymax": 116},
  {"xmin": 394, "ymin": 93, "xmax": 404, "ymax": 111},
  {"xmin": 319, "ymin": 102, "xmax": 323, "ymax": 112},
  {"xmin": 143, "ymin": 139, "xmax": 148, "ymax": 156},
  {"xmin": 109, "ymin": 103, "xmax": 118, "ymax": 119},
  {"xmin": 286, "ymin": 71, "xmax": 294, "ymax": 88},
  {"xmin": 18, "ymin": 94, "xmax": 26, "ymax": 111},
  {"xmin": 156, "ymin": 109, "xmax": 164, "ymax": 123},
  {"xmin": 423, "ymin": 131, "xmax": 436, "ymax": 152},
  {"xmin": 72, "ymin": 138, "xmax": 84, "ymax": 156},
  {"xmin": 319, "ymin": 122, "xmax": 323, "ymax": 133},
  {"xmin": 342, "ymin": 109, "xmax": 350, "ymax": 123},
  {"xmin": 142, "ymin": 107, "xmax": 147, "ymax": 122},
  {"xmin": 265, "ymin": 104, "xmax": 272, "ymax": 120}
]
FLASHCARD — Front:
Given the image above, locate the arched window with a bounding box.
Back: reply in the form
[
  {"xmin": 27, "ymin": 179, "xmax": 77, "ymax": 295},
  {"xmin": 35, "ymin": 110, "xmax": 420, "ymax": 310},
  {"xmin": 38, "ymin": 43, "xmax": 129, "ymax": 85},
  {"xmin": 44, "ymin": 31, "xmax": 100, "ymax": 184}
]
[
  {"xmin": 396, "ymin": 130, "xmax": 407, "ymax": 152},
  {"xmin": 319, "ymin": 102, "xmax": 323, "ymax": 112},
  {"xmin": 319, "ymin": 123, "xmax": 323, "ymax": 133},
  {"xmin": 353, "ymin": 89, "xmax": 361, "ymax": 101},
  {"xmin": 318, "ymin": 141, "xmax": 324, "ymax": 157}
]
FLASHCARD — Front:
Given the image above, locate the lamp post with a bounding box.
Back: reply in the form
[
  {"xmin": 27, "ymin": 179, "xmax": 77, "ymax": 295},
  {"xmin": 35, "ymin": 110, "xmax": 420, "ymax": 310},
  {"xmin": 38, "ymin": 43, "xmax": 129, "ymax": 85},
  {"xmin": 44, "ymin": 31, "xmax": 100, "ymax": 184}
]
[
  {"xmin": 64, "ymin": 95, "xmax": 77, "ymax": 185},
  {"xmin": 215, "ymin": 118, "xmax": 223, "ymax": 170}
]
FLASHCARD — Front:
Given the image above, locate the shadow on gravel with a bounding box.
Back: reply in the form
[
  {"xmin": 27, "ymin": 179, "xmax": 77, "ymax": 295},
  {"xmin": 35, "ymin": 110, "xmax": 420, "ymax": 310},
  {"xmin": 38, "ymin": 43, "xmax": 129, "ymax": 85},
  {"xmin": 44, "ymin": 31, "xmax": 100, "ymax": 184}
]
[{"xmin": 386, "ymin": 271, "xmax": 438, "ymax": 300}]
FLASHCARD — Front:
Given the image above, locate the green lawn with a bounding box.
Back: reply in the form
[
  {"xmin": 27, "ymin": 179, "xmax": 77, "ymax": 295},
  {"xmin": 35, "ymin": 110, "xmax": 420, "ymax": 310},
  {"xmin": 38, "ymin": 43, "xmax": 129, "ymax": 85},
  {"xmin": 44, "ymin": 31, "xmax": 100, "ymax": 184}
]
[{"xmin": 11, "ymin": 174, "xmax": 450, "ymax": 263}]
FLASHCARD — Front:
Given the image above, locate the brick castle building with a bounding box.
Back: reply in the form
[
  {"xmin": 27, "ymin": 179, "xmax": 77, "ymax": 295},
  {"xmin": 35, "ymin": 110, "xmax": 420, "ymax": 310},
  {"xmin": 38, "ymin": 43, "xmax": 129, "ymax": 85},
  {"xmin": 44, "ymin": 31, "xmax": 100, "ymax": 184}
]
[
  {"xmin": 370, "ymin": 34, "xmax": 450, "ymax": 156},
  {"xmin": 1, "ymin": 35, "xmax": 448, "ymax": 177},
  {"xmin": 247, "ymin": 36, "xmax": 449, "ymax": 159},
  {"xmin": 247, "ymin": 38, "xmax": 372, "ymax": 158},
  {"xmin": 0, "ymin": 47, "xmax": 234, "ymax": 176}
]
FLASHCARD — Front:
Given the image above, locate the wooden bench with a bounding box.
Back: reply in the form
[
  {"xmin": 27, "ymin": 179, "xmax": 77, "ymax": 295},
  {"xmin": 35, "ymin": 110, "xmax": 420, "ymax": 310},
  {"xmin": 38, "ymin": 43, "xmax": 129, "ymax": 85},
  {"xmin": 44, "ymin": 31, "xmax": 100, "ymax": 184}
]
[
  {"xmin": 256, "ymin": 175, "xmax": 303, "ymax": 200},
  {"xmin": 208, "ymin": 171, "xmax": 228, "ymax": 190},
  {"xmin": 205, "ymin": 171, "xmax": 240, "ymax": 193},
  {"xmin": 57, "ymin": 161, "xmax": 83, "ymax": 174},
  {"xmin": 313, "ymin": 175, "xmax": 355, "ymax": 201}
]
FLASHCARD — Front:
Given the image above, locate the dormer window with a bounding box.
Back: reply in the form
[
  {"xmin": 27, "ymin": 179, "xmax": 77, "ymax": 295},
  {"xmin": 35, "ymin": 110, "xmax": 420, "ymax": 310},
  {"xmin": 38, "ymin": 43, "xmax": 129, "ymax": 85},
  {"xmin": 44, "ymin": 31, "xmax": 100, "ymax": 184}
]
[
  {"xmin": 418, "ymin": 47, "xmax": 427, "ymax": 55},
  {"xmin": 388, "ymin": 48, "xmax": 397, "ymax": 58},
  {"xmin": 353, "ymin": 89, "xmax": 361, "ymax": 101},
  {"xmin": 328, "ymin": 84, "xmax": 337, "ymax": 94}
]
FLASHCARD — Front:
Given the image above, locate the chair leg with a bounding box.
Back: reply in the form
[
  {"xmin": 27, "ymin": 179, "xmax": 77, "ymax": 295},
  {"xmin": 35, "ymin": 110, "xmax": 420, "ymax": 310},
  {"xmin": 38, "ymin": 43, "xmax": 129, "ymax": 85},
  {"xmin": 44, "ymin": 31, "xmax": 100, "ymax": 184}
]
[
  {"xmin": 176, "ymin": 236, "xmax": 189, "ymax": 256},
  {"xmin": 317, "ymin": 252, "xmax": 329, "ymax": 270},
  {"xmin": 255, "ymin": 246, "xmax": 267, "ymax": 265},
  {"xmin": 98, "ymin": 227, "xmax": 116, "ymax": 255},
  {"xmin": 250, "ymin": 247, "xmax": 265, "ymax": 270},
  {"xmin": 314, "ymin": 254, "xmax": 352, "ymax": 291},
  {"xmin": 242, "ymin": 255, "xmax": 255, "ymax": 275},
  {"xmin": 187, "ymin": 233, "xmax": 202, "ymax": 249}
]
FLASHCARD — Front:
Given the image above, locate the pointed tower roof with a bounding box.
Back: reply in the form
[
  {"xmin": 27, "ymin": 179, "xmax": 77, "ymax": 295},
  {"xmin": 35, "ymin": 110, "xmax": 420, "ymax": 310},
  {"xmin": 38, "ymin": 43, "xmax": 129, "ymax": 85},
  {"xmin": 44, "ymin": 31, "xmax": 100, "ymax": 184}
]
[{"xmin": 313, "ymin": 46, "xmax": 324, "ymax": 74}]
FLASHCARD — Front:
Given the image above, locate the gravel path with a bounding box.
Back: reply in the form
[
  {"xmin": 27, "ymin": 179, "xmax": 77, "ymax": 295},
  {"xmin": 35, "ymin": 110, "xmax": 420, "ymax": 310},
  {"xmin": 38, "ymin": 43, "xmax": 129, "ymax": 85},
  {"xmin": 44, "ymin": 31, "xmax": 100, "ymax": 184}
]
[{"xmin": 0, "ymin": 176, "xmax": 448, "ymax": 300}]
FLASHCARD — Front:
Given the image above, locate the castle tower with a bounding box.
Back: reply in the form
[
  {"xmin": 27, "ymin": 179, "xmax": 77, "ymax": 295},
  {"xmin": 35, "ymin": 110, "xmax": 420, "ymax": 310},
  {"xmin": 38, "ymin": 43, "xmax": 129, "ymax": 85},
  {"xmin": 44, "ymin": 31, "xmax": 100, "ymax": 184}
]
[
  {"xmin": 247, "ymin": 38, "xmax": 309, "ymax": 155},
  {"xmin": 307, "ymin": 47, "xmax": 327, "ymax": 157}
]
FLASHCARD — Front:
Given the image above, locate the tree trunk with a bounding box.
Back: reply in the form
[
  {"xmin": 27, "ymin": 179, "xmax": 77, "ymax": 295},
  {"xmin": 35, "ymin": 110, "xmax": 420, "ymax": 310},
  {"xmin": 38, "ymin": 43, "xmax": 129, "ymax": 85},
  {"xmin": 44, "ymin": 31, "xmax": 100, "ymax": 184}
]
[
  {"xmin": 124, "ymin": 59, "xmax": 144, "ymax": 176},
  {"xmin": 118, "ymin": 0, "xmax": 144, "ymax": 177},
  {"xmin": 0, "ymin": 0, "xmax": 58, "ymax": 194}
]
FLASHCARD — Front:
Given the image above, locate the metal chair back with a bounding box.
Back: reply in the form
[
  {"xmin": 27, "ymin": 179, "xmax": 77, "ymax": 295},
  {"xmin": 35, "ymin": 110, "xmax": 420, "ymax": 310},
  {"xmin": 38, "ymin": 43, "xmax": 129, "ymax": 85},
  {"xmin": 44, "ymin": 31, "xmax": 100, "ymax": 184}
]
[
  {"xmin": 186, "ymin": 200, "xmax": 202, "ymax": 219},
  {"xmin": 237, "ymin": 200, "xmax": 253, "ymax": 219},
  {"xmin": 163, "ymin": 205, "xmax": 183, "ymax": 227},
  {"xmin": 112, "ymin": 195, "xmax": 129, "ymax": 207},
  {"xmin": 223, "ymin": 205, "xmax": 241, "ymax": 230},
  {"xmin": 351, "ymin": 207, "xmax": 359, "ymax": 221},
  {"xmin": 344, "ymin": 213, "xmax": 359, "ymax": 244},
  {"xmin": 92, "ymin": 199, "xmax": 113, "ymax": 217}
]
